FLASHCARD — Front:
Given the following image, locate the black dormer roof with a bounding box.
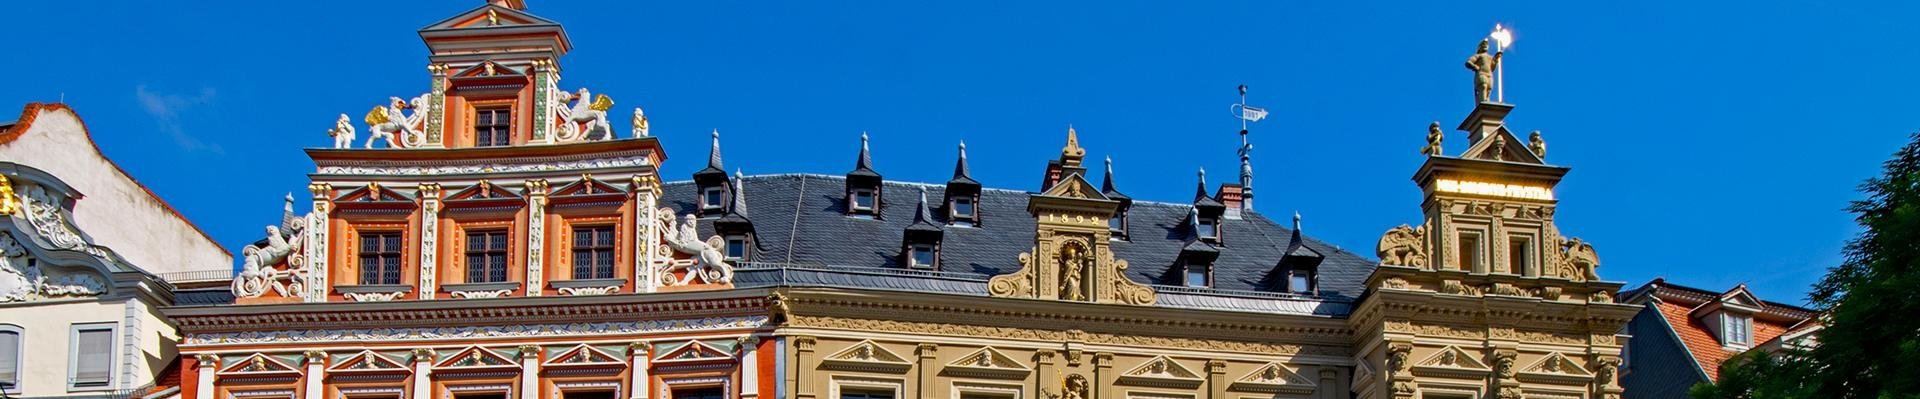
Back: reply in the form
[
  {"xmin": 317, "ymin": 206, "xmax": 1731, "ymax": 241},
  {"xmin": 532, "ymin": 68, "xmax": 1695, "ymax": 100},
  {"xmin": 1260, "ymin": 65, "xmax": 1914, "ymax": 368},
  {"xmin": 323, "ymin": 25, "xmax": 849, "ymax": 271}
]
[
  {"xmin": 947, "ymin": 142, "xmax": 980, "ymax": 189},
  {"xmin": 1101, "ymin": 156, "xmax": 1131, "ymax": 206},
  {"xmin": 714, "ymin": 171, "xmax": 754, "ymax": 233},
  {"xmin": 693, "ymin": 130, "xmax": 728, "ymax": 185},
  {"xmin": 904, "ymin": 188, "xmax": 943, "ymax": 240},
  {"xmin": 1192, "ymin": 168, "xmax": 1225, "ymax": 211},
  {"xmin": 1179, "ymin": 208, "xmax": 1221, "ymax": 257},
  {"xmin": 847, "ymin": 133, "xmax": 881, "ymax": 180}
]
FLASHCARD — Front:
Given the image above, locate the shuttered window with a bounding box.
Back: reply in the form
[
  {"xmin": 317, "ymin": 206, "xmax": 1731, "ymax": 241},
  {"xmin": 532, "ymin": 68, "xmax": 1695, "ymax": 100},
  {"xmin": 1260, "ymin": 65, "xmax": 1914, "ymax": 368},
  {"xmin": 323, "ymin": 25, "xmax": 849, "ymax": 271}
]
[{"xmin": 70, "ymin": 324, "xmax": 113, "ymax": 388}]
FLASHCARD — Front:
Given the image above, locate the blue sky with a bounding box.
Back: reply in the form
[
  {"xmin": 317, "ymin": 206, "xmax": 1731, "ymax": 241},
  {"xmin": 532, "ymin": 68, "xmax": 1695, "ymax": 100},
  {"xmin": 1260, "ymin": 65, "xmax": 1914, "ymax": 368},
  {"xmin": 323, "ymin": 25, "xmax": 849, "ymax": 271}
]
[{"xmin": 5, "ymin": 1, "xmax": 1914, "ymax": 305}]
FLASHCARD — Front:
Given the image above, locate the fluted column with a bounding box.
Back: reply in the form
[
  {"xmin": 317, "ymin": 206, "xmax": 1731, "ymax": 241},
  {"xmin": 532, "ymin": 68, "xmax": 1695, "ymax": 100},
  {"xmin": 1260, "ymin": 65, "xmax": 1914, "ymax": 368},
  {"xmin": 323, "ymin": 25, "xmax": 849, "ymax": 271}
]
[
  {"xmin": 194, "ymin": 355, "xmax": 219, "ymax": 399},
  {"xmin": 740, "ymin": 337, "xmax": 762, "ymax": 399},
  {"xmin": 915, "ymin": 343, "xmax": 937, "ymax": 399},
  {"xmin": 1206, "ymin": 360, "xmax": 1227, "ymax": 399},
  {"xmin": 794, "ymin": 336, "xmax": 817, "ymax": 399},
  {"xmin": 629, "ymin": 342, "xmax": 651, "ymax": 399},
  {"xmin": 303, "ymin": 351, "xmax": 327, "ymax": 399},
  {"xmin": 411, "ymin": 349, "xmax": 436, "ymax": 399}
]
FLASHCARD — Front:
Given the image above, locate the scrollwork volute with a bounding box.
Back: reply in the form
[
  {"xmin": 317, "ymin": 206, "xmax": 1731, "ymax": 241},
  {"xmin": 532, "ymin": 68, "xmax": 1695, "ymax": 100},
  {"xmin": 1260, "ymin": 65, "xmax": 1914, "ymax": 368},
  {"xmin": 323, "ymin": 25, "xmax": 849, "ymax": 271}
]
[
  {"xmin": 1376, "ymin": 224, "xmax": 1428, "ymax": 268},
  {"xmin": 1556, "ymin": 237, "xmax": 1601, "ymax": 281},
  {"xmin": 989, "ymin": 233, "xmax": 1153, "ymax": 305}
]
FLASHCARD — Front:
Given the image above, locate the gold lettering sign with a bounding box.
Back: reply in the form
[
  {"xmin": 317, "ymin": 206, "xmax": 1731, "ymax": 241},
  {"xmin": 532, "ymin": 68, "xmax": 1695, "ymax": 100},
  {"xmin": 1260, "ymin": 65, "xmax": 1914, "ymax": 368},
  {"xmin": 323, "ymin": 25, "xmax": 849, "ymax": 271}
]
[{"xmin": 1435, "ymin": 179, "xmax": 1554, "ymax": 201}]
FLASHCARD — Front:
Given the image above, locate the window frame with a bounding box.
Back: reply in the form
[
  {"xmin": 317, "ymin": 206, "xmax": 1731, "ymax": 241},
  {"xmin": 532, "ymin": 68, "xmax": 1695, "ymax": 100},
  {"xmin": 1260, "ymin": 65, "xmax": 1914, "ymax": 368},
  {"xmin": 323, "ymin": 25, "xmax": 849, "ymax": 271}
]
[
  {"xmin": 850, "ymin": 189, "xmax": 877, "ymax": 212},
  {"xmin": 1183, "ymin": 261, "xmax": 1211, "ymax": 288},
  {"xmin": 0, "ymin": 324, "xmax": 21, "ymax": 394},
  {"xmin": 570, "ymin": 225, "xmax": 619, "ymax": 280},
  {"xmin": 950, "ymin": 197, "xmax": 975, "ymax": 220},
  {"xmin": 1287, "ymin": 268, "xmax": 1314, "ymax": 294},
  {"xmin": 909, "ymin": 243, "xmax": 936, "ymax": 269},
  {"xmin": 66, "ymin": 322, "xmax": 117, "ymax": 392},
  {"xmin": 1196, "ymin": 217, "xmax": 1220, "ymax": 242},
  {"xmin": 472, "ymin": 105, "xmax": 513, "ymax": 147},
  {"xmin": 1725, "ymin": 314, "xmax": 1753, "ymax": 347},
  {"xmin": 357, "ymin": 231, "xmax": 407, "ymax": 285},
  {"xmin": 1505, "ymin": 234, "xmax": 1533, "ymax": 275},
  {"xmin": 1456, "ymin": 230, "xmax": 1485, "ymax": 272},
  {"xmin": 725, "ymin": 235, "xmax": 750, "ymax": 261},
  {"xmin": 702, "ymin": 187, "xmax": 725, "ymax": 211},
  {"xmin": 464, "ymin": 229, "xmax": 512, "ymax": 283}
]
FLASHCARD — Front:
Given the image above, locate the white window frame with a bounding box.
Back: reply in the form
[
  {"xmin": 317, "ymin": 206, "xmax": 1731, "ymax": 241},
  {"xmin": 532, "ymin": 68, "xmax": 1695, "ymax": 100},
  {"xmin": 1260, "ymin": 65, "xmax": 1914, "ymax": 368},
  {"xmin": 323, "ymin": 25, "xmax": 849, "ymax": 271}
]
[
  {"xmin": 1183, "ymin": 262, "xmax": 1210, "ymax": 288},
  {"xmin": 725, "ymin": 236, "xmax": 750, "ymax": 261},
  {"xmin": 67, "ymin": 322, "xmax": 117, "ymax": 392},
  {"xmin": 909, "ymin": 243, "xmax": 936, "ymax": 268},
  {"xmin": 1725, "ymin": 314, "xmax": 1753, "ymax": 348},
  {"xmin": 830, "ymin": 376, "xmax": 902, "ymax": 399},
  {"xmin": 951, "ymin": 381, "xmax": 1022, "ymax": 399},
  {"xmin": 0, "ymin": 324, "xmax": 21, "ymax": 394},
  {"xmin": 851, "ymin": 189, "xmax": 877, "ymax": 212},
  {"xmin": 702, "ymin": 187, "xmax": 725, "ymax": 210}
]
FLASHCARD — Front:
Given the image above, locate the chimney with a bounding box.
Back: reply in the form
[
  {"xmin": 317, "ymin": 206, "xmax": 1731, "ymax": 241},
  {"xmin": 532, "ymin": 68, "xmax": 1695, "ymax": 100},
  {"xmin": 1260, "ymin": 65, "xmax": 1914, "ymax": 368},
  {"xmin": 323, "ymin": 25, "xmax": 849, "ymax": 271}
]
[{"xmin": 1216, "ymin": 184, "xmax": 1245, "ymax": 220}]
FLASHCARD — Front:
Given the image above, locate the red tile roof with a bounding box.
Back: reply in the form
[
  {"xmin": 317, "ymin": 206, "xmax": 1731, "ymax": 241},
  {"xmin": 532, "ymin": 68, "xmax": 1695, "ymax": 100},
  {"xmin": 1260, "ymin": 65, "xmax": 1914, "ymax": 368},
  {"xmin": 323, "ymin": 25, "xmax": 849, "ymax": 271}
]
[{"xmin": 1640, "ymin": 281, "xmax": 1809, "ymax": 381}]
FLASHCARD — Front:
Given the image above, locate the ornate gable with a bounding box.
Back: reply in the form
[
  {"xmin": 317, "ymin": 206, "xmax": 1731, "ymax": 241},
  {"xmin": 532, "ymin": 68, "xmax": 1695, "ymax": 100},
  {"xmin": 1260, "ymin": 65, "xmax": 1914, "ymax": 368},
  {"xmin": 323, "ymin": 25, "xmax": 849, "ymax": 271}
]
[
  {"xmin": 654, "ymin": 340, "xmax": 733, "ymax": 363},
  {"xmin": 1516, "ymin": 352, "xmax": 1594, "ymax": 384},
  {"xmin": 419, "ymin": 3, "xmax": 562, "ymax": 31},
  {"xmin": 435, "ymin": 346, "xmax": 517, "ymax": 369},
  {"xmin": 328, "ymin": 350, "xmax": 408, "ymax": 373},
  {"xmin": 1411, "ymin": 345, "xmax": 1491, "ymax": 378},
  {"xmin": 821, "ymin": 340, "xmax": 911, "ymax": 374},
  {"xmin": 940, "ymin": 347, "xmax": 1029, "ymax": 380},
  {"xmin": 1038, "ymin": 173, "xmax": 1108, "ymax": 201},
  {"xmin": 544, "ymin": 344, "xmax": 625, "ymax": 367},
  {"xmin": 1457, "ymin": 127, "xmax": 1545, "ymax": 164},
  {"xmin": 988, "ymin": 133, "xmax": 1154, "ymax": 305},
  {"xmin": 218, "ymin": 353, "xmax": 302, "ymax": 376},
  {"xmin": 1229, "ymin": 363, "xmax": 1317, "ymax": 394},
  {"xmin": 1116, "ymin": 356, "xmax": 1204, "ymax": 389}
]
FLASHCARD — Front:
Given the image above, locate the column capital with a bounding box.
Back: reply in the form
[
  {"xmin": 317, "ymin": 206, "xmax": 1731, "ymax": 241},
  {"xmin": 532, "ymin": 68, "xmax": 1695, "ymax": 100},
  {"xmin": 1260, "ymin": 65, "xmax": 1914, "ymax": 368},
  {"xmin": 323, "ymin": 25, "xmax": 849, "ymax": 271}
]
[
  {"xmin": 411, "ymin": 348, "xmax": 438, "ymax": 363},
  {"xmin": 195, "ymin": 354, "xmax": 221, "ymax": 368}
]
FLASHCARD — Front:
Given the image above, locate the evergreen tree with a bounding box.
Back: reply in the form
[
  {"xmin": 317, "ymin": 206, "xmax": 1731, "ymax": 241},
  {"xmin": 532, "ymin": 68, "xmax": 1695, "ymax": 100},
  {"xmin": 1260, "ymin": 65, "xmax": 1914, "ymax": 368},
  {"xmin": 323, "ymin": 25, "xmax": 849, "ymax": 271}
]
[{"xmin": 1698, "ymin": 132, "xmax": 1920, "ymax": 398}]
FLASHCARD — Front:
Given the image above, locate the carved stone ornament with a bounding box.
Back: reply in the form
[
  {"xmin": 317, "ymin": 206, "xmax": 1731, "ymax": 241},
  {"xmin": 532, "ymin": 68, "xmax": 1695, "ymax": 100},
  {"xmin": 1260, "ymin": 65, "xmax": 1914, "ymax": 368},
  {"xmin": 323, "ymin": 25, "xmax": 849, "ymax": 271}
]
[
  {"xmin": 363, "ymin": 94, "xmax": 430, "ymax": 148},
  {"xmin": 652, "ymin": 208, "xmax": 733, "ymax": 285},
  {"xmin": 1376, "ymin": 224, "xmax": 1429, "ymax": 267},
  {"xmin": 232, "ymin": 195, "xmax": 308, "ymax": 299},
  {"xmin": 1062, "ymin": 374, "xmax": 1089, "ymax": 399},
  {"xmin": 1555, "ymin": 238, "xmax": 1602, "ymax": 281},
  {"xmin": 1421, "ymin": 121, "xmax": 1445, "ymax": 156},
  {"xmin": 343, "ymin": 291, "xmax": 406, "ymax": 302},
  {"xmin": 990, "ymin": 236, "xmax": 1154, "ymax": 305},
  {"xmin": 0, "ymin": 231, "xmax": 106, "ymax": 302},
  {"xmin": 549, "ymin": 87, "xmax": 616, "ymax": 143}
]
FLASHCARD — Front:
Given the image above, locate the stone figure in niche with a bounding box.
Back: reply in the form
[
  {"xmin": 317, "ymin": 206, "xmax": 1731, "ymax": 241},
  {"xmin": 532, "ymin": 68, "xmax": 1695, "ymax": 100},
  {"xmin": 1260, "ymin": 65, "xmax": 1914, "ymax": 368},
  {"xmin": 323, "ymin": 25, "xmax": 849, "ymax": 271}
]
[
  {"xmin": 1465, "ymin": 39, "xmax": 1503, "ymax": 103},
  {"xmin": 329, "ymin": 114, "xmax": 356, "ymax": 149},
  {"xmin": 1058, "ymin": 243, "xmax": 1088, "ymax": 301}
]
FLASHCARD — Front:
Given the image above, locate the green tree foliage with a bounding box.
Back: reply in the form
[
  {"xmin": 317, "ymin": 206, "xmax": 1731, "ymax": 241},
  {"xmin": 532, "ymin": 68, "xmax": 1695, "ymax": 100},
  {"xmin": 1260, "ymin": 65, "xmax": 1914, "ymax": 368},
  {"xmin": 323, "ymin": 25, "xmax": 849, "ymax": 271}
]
[{"xmin": 1696, "ymin": 132, "xmax": 1920, "ymax": 398}]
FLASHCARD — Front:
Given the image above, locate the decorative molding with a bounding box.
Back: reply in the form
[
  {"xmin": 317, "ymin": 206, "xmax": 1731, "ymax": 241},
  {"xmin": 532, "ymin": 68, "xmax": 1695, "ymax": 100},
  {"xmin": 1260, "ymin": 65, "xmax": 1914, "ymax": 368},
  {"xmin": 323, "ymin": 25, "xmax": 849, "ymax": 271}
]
[
  {"xmin": 940, "ymin": 347, "xmax": 1030, "ymax": 380},
  {"xmin": 315, "ymin": 156, "xmax": 653, "ymax": 176},
  {"xmin": 1114, "ymin": 355, "xmax": 1203, "ymax": 389},
  {"xmin": 184, "ymin": 315, "xmax": 766, "ymax": 345},
  {"xmin": 1411, "ymin": 345, "xmax": 1491, "ymax": 379},
  {"xmin": 1229, "ymin": 363, "xmax": 1317, "ymax": 394},
  {"xmin": 786, "ymin": 315, "xmax": 1346, "ymax": 357},
  {"xmin": 820, "ymin": 340, "xmax": 911, "ymax": 374}
]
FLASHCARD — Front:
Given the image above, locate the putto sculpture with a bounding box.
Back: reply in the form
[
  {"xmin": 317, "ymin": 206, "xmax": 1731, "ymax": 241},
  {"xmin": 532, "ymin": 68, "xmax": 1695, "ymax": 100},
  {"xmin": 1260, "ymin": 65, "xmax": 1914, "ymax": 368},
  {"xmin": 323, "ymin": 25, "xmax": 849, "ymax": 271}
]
[
  {"xmin": 1529, "ymin": 130, "xmax": 1547, "ymax": 159},
  {"xmin": 1421, "ymin": 121, "xmax": 1445, "ymax": 156},
  {"xmin": 328, "ymin": 114, "xmax": 356, "ymax": 149},
  {"xmin": 631, "ymin": 107, "xmax": 649, "ymax": 137}
]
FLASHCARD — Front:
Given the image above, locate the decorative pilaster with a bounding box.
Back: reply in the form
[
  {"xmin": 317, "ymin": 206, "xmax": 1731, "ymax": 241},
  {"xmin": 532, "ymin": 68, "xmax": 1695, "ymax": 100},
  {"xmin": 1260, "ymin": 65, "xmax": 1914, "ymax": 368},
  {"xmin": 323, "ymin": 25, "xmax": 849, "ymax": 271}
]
[
  {"xmin": 424, "ymin": 64, "xmax": 449, "ymax": 147},
  {"xmin": 526, "ymin": 180, "xmax": 550, "ymax": 296},
  {"xmin": 740, "ymin": 337, "xmax": 763, "ymax": 399},
  {"xmin": 418, "ymin": 184, "xmax": 442, "ymax": 299},
  {"xmin": 1093, "ymin": 353, "xmax": 1114, "ymax": 399},
  {"xmin": 1035, "ymin": 350, "xmax": 1058, "ymax": 398},
  {"xmin": 303, "ymin": 351, "xmax": 327, "ymax": 399},
  {"xmin": 915, "ymin": 343, "xmax": 937, "ymax": 399},
  {"xmin": 530, "ymin": 59, "xmax": 557, "ymax": 143},
  {"xmin": 628, "ymin": 342, "xmax": 651, "ymax": 399},
  {"xmin": 194, "ymin": 354, "xmax": 219, "ymax": 399},
  {"xmin": 633, "ymin": 176, "xmax": 659, "ymax": 293},
  {"xmin": 1491, "ymin": 350, "xmax": 1519, "ymax": 399},
  {"xmin": 306, "ymin": 183, "xmax": 333, "ymax": 302},
  {"xmin": 793, "ymin": 336, "xmax": 816, "ymax": 399},
  {"xmin": 518, "ymin": 345, "xmax": 540, "ymax": 399},
  {"xmin": 1206, "ymin": 360, "xmax": 1228, "ymax": 399},
  {"xmin": 1386, "ymin": 342, "xmax": 1415, "ymax": 399},
  {"xmin": 410, "ymin": 349, "xmax": 436, "ymax": 399}
]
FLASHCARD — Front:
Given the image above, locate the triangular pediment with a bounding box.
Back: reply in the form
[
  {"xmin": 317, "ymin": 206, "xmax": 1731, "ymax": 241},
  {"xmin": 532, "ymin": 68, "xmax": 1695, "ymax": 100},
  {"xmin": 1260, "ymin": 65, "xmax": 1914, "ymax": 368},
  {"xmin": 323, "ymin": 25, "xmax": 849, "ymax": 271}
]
[
  {"xmin": 544, "ymin": 344, "xmax": 624, "ymax": 366},
  {"xmin": 821, "ymin": 340, "xmax": 912, "ymax": 374},
  {"xmin": 328, "ymin": 350, "xmax": 408, "ymax": 373},
  {"xmin": 451, "ymin": 61, "xmax": 527, "ymax": 79},
  {"xmin": 444, "ymin": 181, "xmax": 523, "ymax": 201},
  {"xmin": 218, "ymin": 353, "xmax": 301, "ymax": 375},
  {"xmin": 1116, "ymin": 356, "xmax": 1204, "ymax": 388},
  {"xmin": 940, "ymin": 347, "xmax": 1029, "ymax": 379},
  {"xmin": 1039, "ymin": 173, "xmax": 1109, "ymax": 201},
  {"xmin": 1411, "ymin": 345, "xmax": 1490, "ymax": 378},
  {"xmin": 655, "ymin": 340, "xmax": 733, "ymax": 362},
  {"xmin": 1351, "ymin": 362, "xmax": 1377, "ymax": 391},
  {"xmin": 550, "ymin": 177, "xmax": 623, "ymax": 197},
  {"xmin": 335, "ymin": 184, "xmax": 414, "ymax": 203},
  {"xmin": 1459, "ymin": 127, "xmax": 1545, "ymax": 164},
  {"xmin": 1520, "ymin": 352, "xmax": 1592, "ymax": 377},
  {"xmin": 1229, "ymin": 363, "xmax": 1316, "ymax": 394},
  {"xmin": 421, "ymin": 4, "xmax": 561, "ymax": 31},
  {"xmin": 435, "ymin": 346, "xmax": 517, "ymax": 369},
  {"xmin": 1721, "ymin": 286, "xmax": 1763, "ymax": 308}
]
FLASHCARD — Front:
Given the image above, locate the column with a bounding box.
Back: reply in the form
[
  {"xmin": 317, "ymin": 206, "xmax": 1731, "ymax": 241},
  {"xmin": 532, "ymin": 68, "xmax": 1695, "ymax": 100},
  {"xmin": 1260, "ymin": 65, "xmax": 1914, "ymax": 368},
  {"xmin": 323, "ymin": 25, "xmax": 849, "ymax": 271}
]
[
  {"xmin": 530, "ymin": 60, "xmax": 556, "ymax": 143},
  {"xmin": 1092, "ymin": 353, "xmax": 1113, "ymax": 399},
  {"xmin": 1205, "ymin": 360, "xmax": 1227, "ymax": 399},
  {"xmin": 629, "ymin": 342, "xmax": 651, "ymax": 399},
  {"xmin": 306, "ymin": 183, "xmax": 333, "ymax": 302},
  {"xmin": 525, "ymin": 180, "xmax": 549, "ymax": 296},
  {"xmin": 519, "ymin": 345, "xmax": 541, "ymax": 399},
  {"xmin": 632, "ymin": 176, "xmax": 659, "ymax": 293},
  {"xmin": 411, "ymin": 349, "xmax": 436, "ymax": 399},
  {"xmin": 418, "ymin": 184, "xmax": 442, "ymax": 299},
  {"xmin": 304, "ymin": 351, "xmax": 328, "ymax": 399},
  {"xmin": 1034, "ymin": 350, "xmax": 1057, "ymax": 398},
  {"xmin": 739, "ymin": 337, "xmax": 762, "ymax": 399},
  {"xmin": 194, "ymin": 355, "xmax": 219, "ymax": 399},
  {"xmin": 793, "ymin": 336, "xmax": 816, "ymax": 399},
  {"xmin": 914, "ymin": 343, "xmax": 937, "ymax": 399},
  {"xmin": 424, "ymin": 64, "xmax": 449, "ymax": 148},
  {"xmin": 1318, "ymin": 368, "xmax": 1339, "ymax": 399}
]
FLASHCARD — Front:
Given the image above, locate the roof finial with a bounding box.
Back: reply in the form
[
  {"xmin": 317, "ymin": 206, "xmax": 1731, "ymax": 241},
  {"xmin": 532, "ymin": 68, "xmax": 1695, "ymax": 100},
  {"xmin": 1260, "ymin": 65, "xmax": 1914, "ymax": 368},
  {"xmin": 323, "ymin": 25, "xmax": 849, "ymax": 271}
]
[
  {"xmin": 706, "ymin": 129, "xmax": 724, "ymax": 170},
  {"xmin": 1194, "ymin": 168, "xmax": 1210, "ymax": 203},
  {"xmin": 1293, "ymin": 211, "xmax": 1302, "ymax": 231},
  {"xmin": 953, "ymin": 141, "xmax": 971, "ymax": 179},
  {"xmin": 730, "ymin": 169, "xmax": 749, "ymax": 217},
  {"xmin": 911, "ymin": 187, "xmax": 935, "ymax": 225},
  {"xmin": 853, "ymin": 132, "xmax": 876, "ymax": 172},
  {"xmin": 1060, "ymin": 125, "xmax": 1086, "ymax": 167}
]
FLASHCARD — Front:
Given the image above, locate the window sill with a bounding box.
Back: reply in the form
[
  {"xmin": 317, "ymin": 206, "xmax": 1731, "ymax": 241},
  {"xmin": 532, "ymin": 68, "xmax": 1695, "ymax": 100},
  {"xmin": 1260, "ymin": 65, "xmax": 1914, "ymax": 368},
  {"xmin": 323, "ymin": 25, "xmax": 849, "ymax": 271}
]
[
  {"xmin": 443, "ymin": 282, "xmax": 521, "ymax": 299},
  {"xmin": 550, "ymin": 278, "xmax": 626, "ymax": 296},
  {"xmin": 337, "ymin": 284, "xmax": 413, "ymax": 302}
]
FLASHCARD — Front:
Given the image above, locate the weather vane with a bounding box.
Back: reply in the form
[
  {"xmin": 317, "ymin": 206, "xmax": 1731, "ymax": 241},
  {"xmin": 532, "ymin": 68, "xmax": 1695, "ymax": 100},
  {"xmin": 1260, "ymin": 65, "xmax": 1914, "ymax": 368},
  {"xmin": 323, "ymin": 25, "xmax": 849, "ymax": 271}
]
[{"xmin": 1230, "ymin": 84, "xmax": 1268, "ymax": 152}]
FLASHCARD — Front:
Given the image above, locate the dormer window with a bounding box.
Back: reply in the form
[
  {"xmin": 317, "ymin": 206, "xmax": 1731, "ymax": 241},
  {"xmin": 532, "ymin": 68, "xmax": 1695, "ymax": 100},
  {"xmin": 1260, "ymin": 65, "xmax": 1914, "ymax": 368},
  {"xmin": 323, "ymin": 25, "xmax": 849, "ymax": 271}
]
[
  {"xmin": 1287, "ymin": 269, "xmax": 1313, "ymax": 294},
  {"xmin": 1183, "ymin": 262, "xmax": 1211, "ymax": 288},
  {"xmin": 725, "ymin": 235, "xmax": 749, "ymax": 261},
  {"xmin": 951, "ymin": 197, "xmax": 975, "ymax": 219},
  {"xmin": 1197, "ymin": 217, "xmax": 1219, "ymax": 241},
  {"xmin": 909, "ymin": 243, "xmax": 936, "ymax": 268},
  {"xmin": 702, "ymin": 187, "xmax": 725, "ymax": 210},
  {"xmin": 851, "ymin": 189, "xmax": 876, "ymax": 212},
  {"xmin": 1108, "ymin": 215, "xmax": 1124, "ymax": 233},
  {"xmin": 1725, "ymin": 314, "xmax": 1752, "ymax": 347}
]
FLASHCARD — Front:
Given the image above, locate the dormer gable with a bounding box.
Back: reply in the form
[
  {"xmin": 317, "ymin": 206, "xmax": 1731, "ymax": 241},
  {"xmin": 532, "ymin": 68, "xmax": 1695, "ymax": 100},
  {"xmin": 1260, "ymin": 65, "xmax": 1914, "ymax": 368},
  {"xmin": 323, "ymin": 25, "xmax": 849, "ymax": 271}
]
[
  {"xmin": 844, "ymin": 133, "xmax": 883, "ymax": 218},
  {"xmin": 944, "ymin": 142, "xmax": 982, "ymax": 227},
  {"xmin": 693, "ymin": 130, "xmax": 730, "ymax": 216}
]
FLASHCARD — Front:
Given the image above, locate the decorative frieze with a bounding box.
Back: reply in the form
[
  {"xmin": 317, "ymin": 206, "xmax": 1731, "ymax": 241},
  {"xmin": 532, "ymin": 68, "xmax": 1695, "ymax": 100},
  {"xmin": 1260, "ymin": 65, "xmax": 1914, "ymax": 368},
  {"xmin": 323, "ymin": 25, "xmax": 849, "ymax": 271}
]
[{"xmin": 184, "ymin": 315, "xmax": 767, "ymax": 345}]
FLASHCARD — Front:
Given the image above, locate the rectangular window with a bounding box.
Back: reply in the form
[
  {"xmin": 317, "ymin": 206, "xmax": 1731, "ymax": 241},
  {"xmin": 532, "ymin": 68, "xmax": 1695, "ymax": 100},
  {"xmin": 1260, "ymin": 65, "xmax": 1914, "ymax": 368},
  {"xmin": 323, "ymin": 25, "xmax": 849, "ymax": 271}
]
[
  {"xmin": 1184, "ymin": 263, "xmax": 1210, "ymax": 287},
  {"xmin": 1197, "ymin": 218, "xmax": 1218, "ymax": 240},
  {"xmin": 1108, "ymin": 215, "xmax": 1124, "ymax": 232},
  {"xmin": 0, "ymin": 327, "xmax": 18, "ymax": 391},
  {"xmin": 952, "ymin": 198, "xmax": 974, "ymax": 218},
  {"xmin": 572, "ymin": 226, "xmax": 617, "ymax": 279},
  {"xmin": 1457, "ymin": 232, "xmax": 1482, "ymax": 271},
  {"xmin": 69, "ymin": 324, "xmax": 113, "ymax": 389},
  {"xmin": 465, "ymin": 230, "xmax": 510, "ymax": 283},
  {"xmin": 1288, "ymin": 270, "xmax": 1313, "ymax": 294},
  {"xmin": 726, "ymin": 236, "xmax": 749, "ymax": 261},
  {"xmin": 703, "ymin": 187, "xmax": 725, "ymax": 210},
  {"xmin": 910, "ymin": 244, "xmax": 936, "ymax": 268},
  {"xmin": 456, "ymin": 393, "xmax": 508, "ymax": 399},
  {"xmin": 1507, "ymin": 236, "xmax": 1531, "ymax": 275},
  {"xmin": 840, "ymin": 390, "xmax": 894, "ymax": 399},
  {"xmin": 473, "ymin": 106, "xmax": 512, "ymax": 147},
  {"xmin": 359, "ymin": 232, "xmax": 404, "ymax": 285},
  {"xmin": 1728, "ymin": 315, "xmax": 1753, "ymax": 346},
  {"xmin": 671, "ymin": 387, "xmax": 725, "ymax": 399},
  {"xmin": 852, "ymin": 189, "xmax": 876, "ymax": 211},
  {"xmin": 563, "ymin": 391, "xmax": 615, "ymax": 399}
]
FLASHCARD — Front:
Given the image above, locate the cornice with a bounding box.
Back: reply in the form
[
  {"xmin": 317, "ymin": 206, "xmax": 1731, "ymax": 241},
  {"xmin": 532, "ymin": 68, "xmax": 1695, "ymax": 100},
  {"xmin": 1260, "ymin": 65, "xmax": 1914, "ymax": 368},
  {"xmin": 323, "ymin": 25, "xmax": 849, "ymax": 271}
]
[
  {"xmin": 782, "ymin": 287, "xmax": 1352, "ymax": 346},
  {"xmin": 166, "ymin": 288, "xmax": 769, "ymax": 332}
]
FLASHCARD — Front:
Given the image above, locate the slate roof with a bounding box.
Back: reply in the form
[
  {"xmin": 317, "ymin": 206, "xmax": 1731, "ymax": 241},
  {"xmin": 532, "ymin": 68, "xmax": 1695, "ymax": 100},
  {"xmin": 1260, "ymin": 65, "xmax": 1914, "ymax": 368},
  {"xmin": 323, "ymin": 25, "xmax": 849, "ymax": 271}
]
[{"xmin": 664, "ymin": 174, "xmax": 1375, "ymax": 306}]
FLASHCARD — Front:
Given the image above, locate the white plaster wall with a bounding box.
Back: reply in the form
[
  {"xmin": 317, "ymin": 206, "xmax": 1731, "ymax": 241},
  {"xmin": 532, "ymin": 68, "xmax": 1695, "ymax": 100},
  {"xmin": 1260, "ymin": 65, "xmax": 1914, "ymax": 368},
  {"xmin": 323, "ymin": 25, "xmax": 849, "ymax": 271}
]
[
  {"xmin": 0, "ymin": 107, "xmax": 232, "ymax": 275},
  {"xmin": 0, "ymin": 297, "xmax": 172, "ymax": 398}
]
